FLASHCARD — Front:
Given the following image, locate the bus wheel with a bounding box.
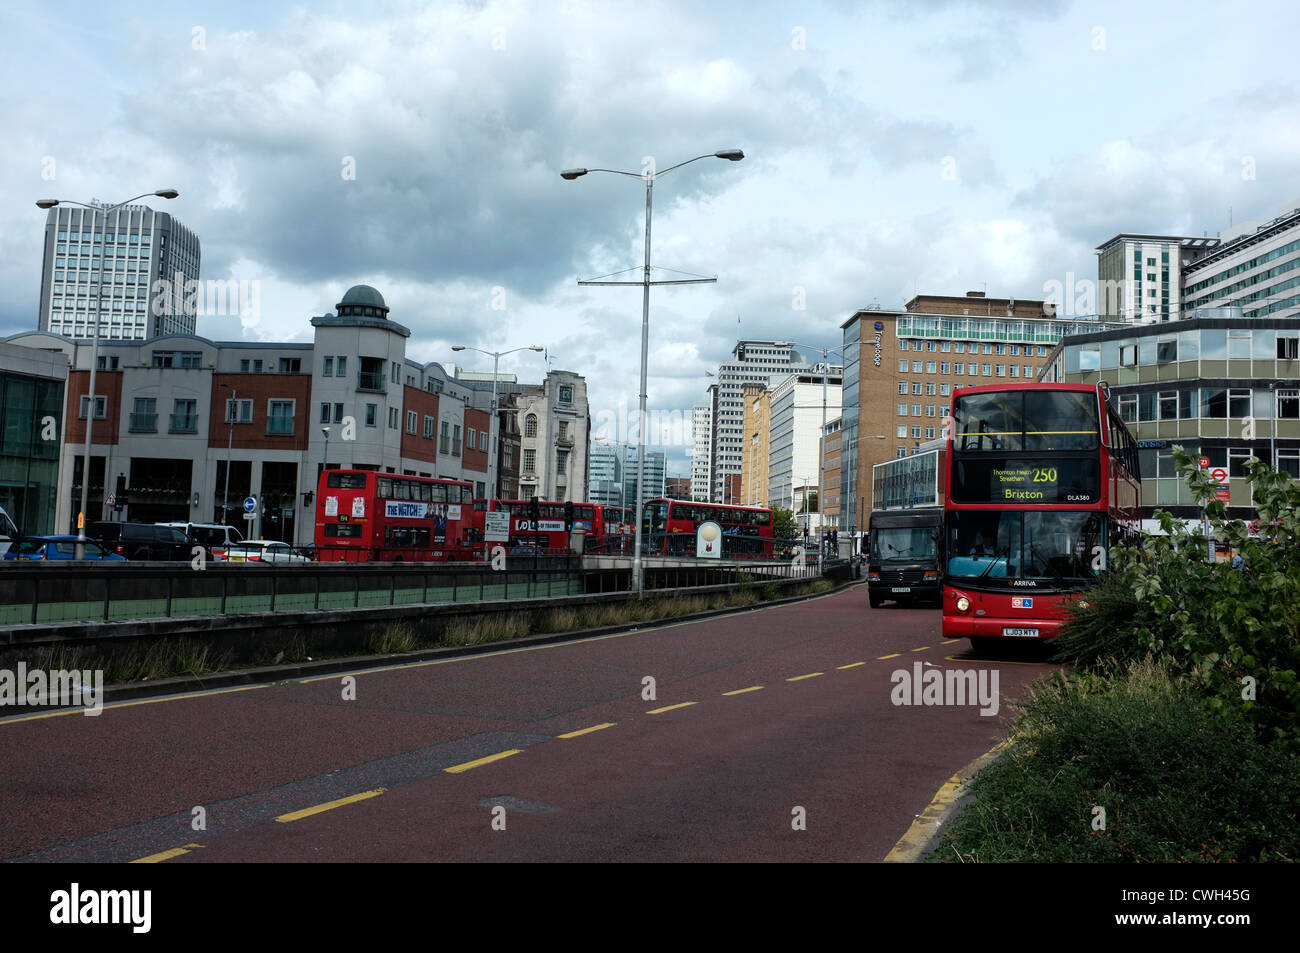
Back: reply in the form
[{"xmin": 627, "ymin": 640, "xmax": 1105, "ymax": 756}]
[
  {"xmin": 968, "ymin": 637, "xmax": 992, "ymax": 658},
  {"xmin": 869, "ymin": 592, "xmax": 883, "ymax": 609},
  {"xmin": 393, "ymin": 555, "xmax": 404, "ymax": 562}
]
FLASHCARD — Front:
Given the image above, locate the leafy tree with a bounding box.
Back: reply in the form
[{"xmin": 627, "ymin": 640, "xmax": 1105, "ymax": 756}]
[{"xmin": 772, "ymin": 506, "xmax": 797, "ymax": 543}]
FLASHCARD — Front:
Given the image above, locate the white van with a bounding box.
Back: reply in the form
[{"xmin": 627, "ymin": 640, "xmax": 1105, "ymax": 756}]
[
  {"xmin": 0, "ymin": 506, "xmax": 18, "ymax": 557},
  {"xmin": 157, "ymin": 522, "xmax": 245, "ymax": 560}
]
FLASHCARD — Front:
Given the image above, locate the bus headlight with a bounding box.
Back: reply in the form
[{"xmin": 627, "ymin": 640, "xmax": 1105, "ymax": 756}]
[
  {"xmin": 1077, "ymin": 600, "xmax": 1092, "ymax": 610},
  {"xmin": 923, "ymin": 571, "xmax": 938, "ymax": 581},
  {"xmin": 868, "ymin": 572, "xmax": 880, "ymax": 581},
  {"xmin": 956, "ymin": 597, "xmax": 970, "ymax": 612}
]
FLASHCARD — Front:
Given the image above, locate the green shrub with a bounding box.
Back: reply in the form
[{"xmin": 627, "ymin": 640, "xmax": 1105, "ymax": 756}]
[{"xmin": 935, "ymin": 662, "xmax": 1300, "ymax": 862}]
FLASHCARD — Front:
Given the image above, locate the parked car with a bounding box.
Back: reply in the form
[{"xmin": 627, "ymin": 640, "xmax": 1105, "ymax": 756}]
[
  {"xmin": 3, "ymin": 536, "xmax": 127, "ymax": 561},
  {"xmin": 88, "ymin": 521, "xmax": 194, "ymax": 561},
  {"xmin": 157, "ymin": 521, "xmax": 245, "ymax": 560},
  {"xmin": 224, "ymin": 540, "xmax": 313, "ymax": 565}
]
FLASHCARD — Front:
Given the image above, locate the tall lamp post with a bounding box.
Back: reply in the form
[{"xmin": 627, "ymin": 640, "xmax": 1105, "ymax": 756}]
[
  {"xmin": 36, "ymin": 189, "xmax": 179, "ymax": 558},
  {"xmin": 562, "ymin": 148, "xmax": 744, "ymax": 593},
  {"xmin": 450, "ymin": 345, "xmax": 544, "ymax": 498},
  {"xmin": 219, "ymin": 383, "xmax": 237, "ymax": 524}
]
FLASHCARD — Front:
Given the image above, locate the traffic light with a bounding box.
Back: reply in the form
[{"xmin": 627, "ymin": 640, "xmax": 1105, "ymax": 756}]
[
  {"xmin": 564, "ymin": 501, "xmax": 574, "ymax": 530},
  {"xmin": 115, "ymin": 473, "xmax": 128, "ymax": 505},
  {"xmin": 529, "ymin": 496, "xmax": 540, "ymax": 524},
  {"xmin": 303, "ymin": 490, "xmax": 314, "ymax": 506}
]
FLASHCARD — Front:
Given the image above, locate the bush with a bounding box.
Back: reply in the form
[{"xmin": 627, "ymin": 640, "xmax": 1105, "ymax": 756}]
[{"xmin": 934, "ymin": 661, "xmax": 1300, "ymax": 862}]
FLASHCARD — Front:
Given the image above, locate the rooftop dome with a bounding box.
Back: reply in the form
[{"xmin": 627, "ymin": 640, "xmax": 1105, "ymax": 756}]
[{"xmin": 336, "ymin": 284, "xmax": 389, "ymax": 318}]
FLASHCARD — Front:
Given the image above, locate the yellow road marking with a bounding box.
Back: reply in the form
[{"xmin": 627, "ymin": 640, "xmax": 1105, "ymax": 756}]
[
  {"xmin": 130, "ymin": 844, "xmax": 204, "ymax": 864},
  {"xmin": 558, "ymin": 722, "xmax": 615, "ymax": 739},
  {"xmin": 275, "ymin": 788, "xmax": 387, "ymax": 822},
  {"xmin": 646, "ymin": 702, "xmax": 696, "ymax": 714},
  {"xmin": 941, "ymin": 639, "xmax": 960, "ymax": 644},
  {"xmin": 911, "ymin": 646, "xmax": 930, "ymax": 652},
  {"xmin": 444, "ymin": 750, "xmax": 523, "ymax": 774},
  {"xmin": 0, "ymin": 684, "xmax": 265, "ymax": 725},
  {"xmin": 837, "ymin": 662, "xmax": 866, "ymax": 669},
  {"xmin": 787, "ymin": 673, "xmax": 823, "ymax": 681},
  {"xmin": 943, "ymin": 654, "xmax": 1057, "ymax": 666},
  {"xmin": 723, "ymin": 686, "xmax": 763, "ymax": 695},
  {"xmin": 885, "ymin": 740, "xmax": 1012, "ymax": 862},
  {"xmin": 878, "ymin": 653, "xmax": 901, "ymax": 660}
]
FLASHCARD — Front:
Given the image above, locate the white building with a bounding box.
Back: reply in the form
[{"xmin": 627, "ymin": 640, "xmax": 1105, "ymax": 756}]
[
  {"xmin": 767, "ymin": 370, "xmax": 842, "ymax": 511},
  {"xmin": 690, "ymin": 400, "xmax": 712, "ymax": 501},
  {"xmin": 1181, "ymin": 203, "xmax": 1300, "ymax": 322},
  {"xmin": 513, "ymin": 370, "xmax": 589, "ymax": 503},
  {"xmin": 1094, "ymin": 233, "xmax": 1220, "ymax": 323}
]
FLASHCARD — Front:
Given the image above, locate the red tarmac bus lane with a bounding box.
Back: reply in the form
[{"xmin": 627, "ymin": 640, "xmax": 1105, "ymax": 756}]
[
  {"xmin": 4, "ymin": 584, "xmax": 1055, "ymax": 862},
  {"xmin": 166, "ymin": 599, "xmax": 1052, "ymax": 862}
]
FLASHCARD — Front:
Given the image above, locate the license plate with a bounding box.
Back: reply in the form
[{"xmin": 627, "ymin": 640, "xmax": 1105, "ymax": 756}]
[
  {"xmin": 1003, "ymin": 627, "xmax": 1039, "ymax": 638},
  {"xmin": 891, "ymin": 587, "xmax": 911, "ymax": 593}
]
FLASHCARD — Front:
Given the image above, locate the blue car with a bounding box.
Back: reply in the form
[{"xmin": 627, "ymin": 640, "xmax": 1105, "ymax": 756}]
[{"xmin": 3, "ymin": 536, "xmax": 127, "ymax": 561}]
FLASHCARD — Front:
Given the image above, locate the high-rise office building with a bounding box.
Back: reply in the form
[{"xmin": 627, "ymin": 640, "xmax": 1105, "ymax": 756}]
[{"xmin": 38, "ymin": 204, "xmax": 202, "ymax": 340}]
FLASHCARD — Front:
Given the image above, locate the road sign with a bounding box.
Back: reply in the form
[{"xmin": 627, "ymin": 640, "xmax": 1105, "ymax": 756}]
[
  {"xmin": 1215, "ymin": 487, "xmax": 1231, "ymax": 502},
  {"xmin": 243, "ymin": 496, "xmax": 257, "ymax": 513},
  {"xmin": 484, "ymin": 511, "xmax": 510, "ymax": 542},
  {"xmin": 1210, "ymin": 467, "xmax": 1228, "ymax": 485},
  {"xmin": 105, "ymin": 491, "xmax": 116, "ymax": 506},
  {"xmin": 1198, "ymin": 456, "xmax": 1211, "ymax": 469},
  {"xmin": 243, "ymin": 513, "xmax": 257, "ymax": 520}
]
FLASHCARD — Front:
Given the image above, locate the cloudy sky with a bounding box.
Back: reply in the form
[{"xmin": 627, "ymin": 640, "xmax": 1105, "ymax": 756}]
[{"xmin": 4, "ymin": 0, "xmax": 1298, "ymax": 475}]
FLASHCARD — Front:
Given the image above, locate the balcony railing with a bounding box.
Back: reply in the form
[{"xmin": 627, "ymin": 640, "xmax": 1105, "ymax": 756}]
[
  {"xmin": 129, "ymin": 413, "xmax": 157, "ymax": 432},
  {"xmin": 357, "ymin": 370, "xmax": 386, "ymax": 392},
  {"xmin": 169, "ymin": 414, "xmax": 198, "ymax": 433}
]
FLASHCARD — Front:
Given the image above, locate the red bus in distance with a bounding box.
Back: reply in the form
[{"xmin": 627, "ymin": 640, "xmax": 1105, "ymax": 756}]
[
  {"xmin": 469, "ymin": 500, "xmax": 634, "ymax": 556},
  {"xmin": 640, "ymin": 499, "xmax": 775, "ymax": 558},
  {"xmin": 314, "ymin": 470, "xmax": 475, "ymax": 562},
  {"xmin": 941, "ymin": 383, "xmax": 1141, "ymax": 652}
]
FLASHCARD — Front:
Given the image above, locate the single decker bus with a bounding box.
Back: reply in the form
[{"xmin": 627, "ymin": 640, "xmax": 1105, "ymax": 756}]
[{"xmin": 941, "ymin": 382, "xmax": 1140, "ymax": 653}]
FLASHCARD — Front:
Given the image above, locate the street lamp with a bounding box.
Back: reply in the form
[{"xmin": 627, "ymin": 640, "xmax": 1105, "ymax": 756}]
[
  {"xmin": 451, "ymin": 345, "xmax": 544, "ymax": 498},
  {"xmin": 218, "ymin": 383, "xmax": 237, "ymax": 524},
  {"xmin": 563, "ymin": 149, "xmax": 744, "ymax": 593},
  {"xmin": 36, "ymin": 189, "xmax": 179, "ymax": 558}
]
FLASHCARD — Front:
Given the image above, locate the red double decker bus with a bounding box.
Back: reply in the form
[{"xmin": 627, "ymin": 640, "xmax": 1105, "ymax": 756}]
[
  {"xmin": 941, "ymin": 383, "xmax": 1140, "ymax": 652},
  {"xmin": 314, "ymin": 470, "xmax": 475, "ymax": 562},
  {"xmin": 469, "ymin": 500, "xmax": 634, "ymax": 556},
  {"xmin": 640, "ymin": 499, "xmax": 775, "ymax": 558}
]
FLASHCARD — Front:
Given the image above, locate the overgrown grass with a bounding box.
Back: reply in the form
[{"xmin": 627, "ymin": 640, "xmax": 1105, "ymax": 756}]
[
  {"xmin": 932, "ymin": 660, "xmax": 1300, "ymax": 863},
  {"xmin": 6, "ymin": 639, "xmax": 234, "ymax": 684},
  {"xmin": 368, "ymin": 622, "xmax": 421, "ymax": 655}
]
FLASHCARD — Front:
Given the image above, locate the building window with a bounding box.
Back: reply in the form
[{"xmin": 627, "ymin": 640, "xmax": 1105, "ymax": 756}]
[
  {"xmin": 939, "ymin": 382, "xmax": 950, "ymax": 396},
  {"xmin": 365, "ymin": 403, "xmax": 377, "ymax": 427},
  {"xmin": 1228, "ymin": 389, "xmax": 1252, "ymax": 419},
  {"xmin": 1279, "ymin": 336, "xmax": 1300, "ymax": 360},
  {"xmin": 896, "ymin": 448, "xmax": 908, "ymax": 458},
  {"xmin": 1158, "ymin": 391, "xmax": 1178, "ymax": 420},
  {"xmin": 1022, "ymin": 365, "xmax": 1032, "ymax": 377},
  {"xmin": 278, "ymin": 357, "xmax": 301, "ymax": 373},
  {"xmin": 452, "ymin": 424, "xmax": 462, "ymax": 456},
  {"xmin": 524, "ymin": 414, "xmax": 538, "ymax": 437},
  {"xmin": 320, "ymin": 402, "xmax": 332, "ymax": 424},
  {"xmin": 912, "ymin": 404, "xmax": 922, "ymax": 416},
  {"xmin": 170, "ymin": 398, "xmax": 198, "ymax": 433},
  {"xmin": 910, "ymin": 425, "xmax": 922, "ymax": 439},
  {"xmin": 226, "ymin": 399, "xmax": 253, "ymax": 423},
  {"xmin": 388, "ymin": 407, "xmax": 399, "ymax": 429},
  {"xmin": 1157, "ymin": 339, "xmax": 1178, "ymax": 363},
  {"xmin": 940, "ymin": 362, "xmax": 949, "ymax": 373},
  {"xmin": 899, "ymin": 340, "xmax": 909, "ymax": 351},
  {"xmin": 926, "ymin": 404, "xmax": 936, "ymax": 417},
  {"xmin": 954, "ymin": 362, "xmax": 964, "ymax": 374},
  {"xmin": 896, "ymin": 425, "xmax": 906, "ymax": 438},
  {"xmin": 925, "ymin": 361, "xmax": 936, "ymax": 373},
  {"xmin": 898, "ymin": 359, "xmax": 908, "ymax": 372},
  {"xmin": 925, "ymin": 382, "xmax": 936, "ymax": 395},
  {"xmin": 1010, "ymin": 365, "xmax": 1020, "ymax": 378},
  {"xmin": 407, "ymin": 410, "xmax": 418, "ymax": 434},
  {"xmin": 557, "ymin": 449, "xmax": 568, "ymax": 475},
  {"xmin": 152, "ymin": 350, "xmax": 202, "ymax": 368},
  {"xmin": 898, "ymin": 382, "xmax": 908, "ymax": 395},
  {"xmin": 1278, "ymin": 390, "xmax": 1300, "ymax": 419},
  {"xmin": 78, "ymin": 395, "xmax": 108, "ymax": 419},
  {"xmin": 1278, "ymin": 449, "xmax": 1300, "ymax": 478},
  {"xmin": 440, "ymin": 421, "xmax": 450, "ymax": 454},
  {"xmin": 267, "ymin": 400, "xmax": 295, "ymax": 435},
  {"xmin": 424, "ymin": 415, "xmax": 435, "ymax": 438},
  {"xmin": 981, "ymin": 363, "xmax": 992, "ymax": 376},
  {"xmin": 323, "ymin": 356, "xmax": 334, "ymax": 376},
  {"xmin": 911, "ymin": 382, "xmax": 922, "ymax": 395},
  {"xmin": 996, "ymin": 364, "xmax": 1006, "ymax": 376},
  {"xmin": 523, "ymin": 448, "xmax": 536, "ymax": 473},
  {"xmin": 467, "ymin": 428, "xmax": 477, "ymax": 450},
  {"xmin": 130, "ymin": 397, "xmax": 156, "ymax": 432},
  {"xmin": 897, "ymin": 403, "xmax": 907, "ymax": 416},
  {"xmin": 337, "ymin": 356, "xmax": 347, "ymax": 378},
  {"xmin": 925, "ymin": 426, "xmax": 935, "ymax": 439},
  {"xmin": 912, "ymin": 360, "xmax": 922, "ymax": 373}
]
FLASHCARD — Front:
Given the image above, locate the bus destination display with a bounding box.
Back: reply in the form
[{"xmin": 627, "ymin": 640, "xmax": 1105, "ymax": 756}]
[{"xmin": 952, "ymin": 457, "xmax": 1099, "ymax": 504}]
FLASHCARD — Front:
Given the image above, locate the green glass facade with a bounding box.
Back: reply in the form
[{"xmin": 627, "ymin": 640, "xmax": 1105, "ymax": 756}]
[{"xmin": 0, "ymin": 371, "xmax": 64, "ymax": 535}]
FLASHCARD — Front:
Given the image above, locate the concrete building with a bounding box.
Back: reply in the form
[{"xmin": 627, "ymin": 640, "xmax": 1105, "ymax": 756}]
[
  {"xmin": 622, "ymin": 445, "xmax": 665, "ymax": 506},
  {"xmin": 9, "ymin": 285, "xmax": 500, "ymax": 546},
  {"xmin": 1094, "ymin": 233, "xmax": 1219, "ymax": 323},
  {"xmin": 838, "ymin": 292, "xmax": 1128, "ymax": 543},
  {"xmin": 1041, "ymin": 313, "xmax": 1300, "ymax": 519},
  {"xmin": 1180, "ymin": 203, "xmax": 1300, "ymax": 323},
  {"xmin": 513, "ymin": 370, "xmax": 590, "ymax": 503},
  {"xmin": 589, "ymin": 441, "xmax": 623, "ymax": 505},
  {"xmin": 768, "ymin": 370, "xmax": 842, "ymax": 512},
  {"xmin": 38, "ymin": 203, "xmax": 203, "ymax": 340},
  {"xmin": 665, "ymin": 476, "xmax": 691, "ymax": 498},
  {"xmin": 739, "ymin": 382, "xmax": 770, "ymax": 506},
  {"xmin": 704, "ymin": 341, "xmax": 811, "ymax": 503},
  {"xmin": 0, "ymin": 342, "xmax": 69, "ymax": 535},
  {"xmin": 821, "ymin": 415, "xmax": 842, "ymax": 534},
  {"xmin": 690, "ymin": 400, "xmax": 712, "ymax": 501}
]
